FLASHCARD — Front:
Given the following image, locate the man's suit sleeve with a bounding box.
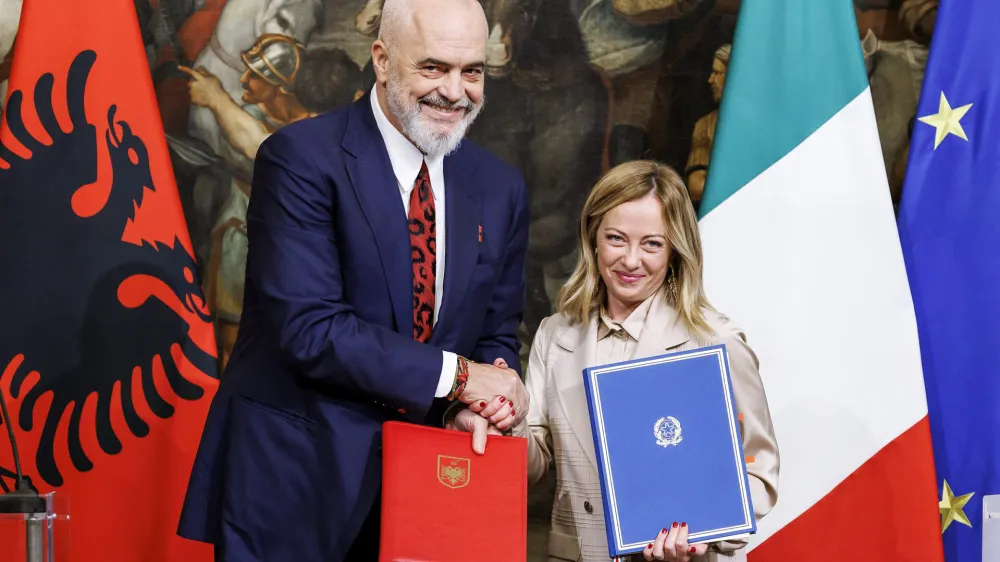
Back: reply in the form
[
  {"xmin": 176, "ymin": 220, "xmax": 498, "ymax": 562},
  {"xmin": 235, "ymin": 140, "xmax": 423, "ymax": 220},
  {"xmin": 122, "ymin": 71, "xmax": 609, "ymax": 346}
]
[
  {"xmin": 469, "ymin": 171, "xmax": 529, "ymax": 374},
  {"xmin": 244, "ymin": 131, "xmax": 445, "ymax": 418}
]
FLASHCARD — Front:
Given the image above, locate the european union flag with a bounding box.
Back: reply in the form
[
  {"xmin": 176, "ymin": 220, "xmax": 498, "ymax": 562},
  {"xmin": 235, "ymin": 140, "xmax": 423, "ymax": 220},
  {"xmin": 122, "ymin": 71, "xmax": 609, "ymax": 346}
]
[{"xmin": 897, "ymin": 1, "xmax": 1000, "ymax": 560}]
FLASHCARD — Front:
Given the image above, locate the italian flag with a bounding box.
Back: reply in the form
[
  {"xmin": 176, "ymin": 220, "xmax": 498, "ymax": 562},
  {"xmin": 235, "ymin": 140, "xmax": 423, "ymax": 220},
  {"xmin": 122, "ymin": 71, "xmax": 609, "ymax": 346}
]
[{"xmin": 697, "ymin": 1, "xmax": 944, "ymax": 559}]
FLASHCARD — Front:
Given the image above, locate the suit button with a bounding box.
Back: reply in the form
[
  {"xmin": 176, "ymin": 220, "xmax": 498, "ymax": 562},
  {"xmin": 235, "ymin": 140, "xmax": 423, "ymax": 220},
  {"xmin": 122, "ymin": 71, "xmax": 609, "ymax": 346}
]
[{"xmin": 584, "ymin": 501, "xmax": 593, "ymax": 514}]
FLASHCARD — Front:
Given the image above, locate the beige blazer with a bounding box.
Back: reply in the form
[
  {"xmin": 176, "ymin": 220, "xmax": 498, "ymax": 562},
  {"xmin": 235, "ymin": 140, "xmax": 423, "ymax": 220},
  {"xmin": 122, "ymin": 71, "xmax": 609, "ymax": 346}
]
[{"xmin": 513, "ymin": 295, "xmax": 780, "ymax": 562}]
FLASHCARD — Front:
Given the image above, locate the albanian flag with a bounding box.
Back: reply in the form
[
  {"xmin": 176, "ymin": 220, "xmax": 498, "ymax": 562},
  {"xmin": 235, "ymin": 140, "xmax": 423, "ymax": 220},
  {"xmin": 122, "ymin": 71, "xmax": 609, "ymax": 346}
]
[{"xmin": 0, "ymin": 0, "xmax": 219, "ymax": 559}]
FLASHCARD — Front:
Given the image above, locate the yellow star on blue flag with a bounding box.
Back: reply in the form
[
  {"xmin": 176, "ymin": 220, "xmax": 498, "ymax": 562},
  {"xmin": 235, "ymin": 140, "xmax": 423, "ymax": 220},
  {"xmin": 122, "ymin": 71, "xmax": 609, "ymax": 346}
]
[
  {"xmin": 917, "ymin": 92, "xmax": 973, "ymax": 149},
  {"xmin": 940, "ymin": 480, "xmax": 974, "ymax": 533},
  {"xmin": 897, "ymin": 0, "xmax": 1000, "ymax": 560}
]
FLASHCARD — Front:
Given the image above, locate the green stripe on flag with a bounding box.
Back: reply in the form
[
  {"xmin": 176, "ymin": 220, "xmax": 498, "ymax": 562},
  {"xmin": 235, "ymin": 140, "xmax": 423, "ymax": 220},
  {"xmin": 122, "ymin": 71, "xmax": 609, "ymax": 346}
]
[{"xmin": 698, "ymin": 0, "xmax": 869, "ymax": 217}]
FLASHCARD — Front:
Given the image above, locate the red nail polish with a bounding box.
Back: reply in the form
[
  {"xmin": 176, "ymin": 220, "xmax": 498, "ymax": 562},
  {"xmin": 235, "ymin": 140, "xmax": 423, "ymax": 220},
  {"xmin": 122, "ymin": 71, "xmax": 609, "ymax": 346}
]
[
  {"xmin": 661, "ymin": 528, "xmax": 667, "ymax": 534},
  {"xmin": 672, "ymin": 521, "xmax": 678, "ymax": 528},
  {"xmin": 510, "ymin": 409, "xmax": 516, "ymax": 417},
  {"xmin": 681, "ymin": 522, "xmax": 687, "ymax": 527},
  {"xmin": 690, "ymin": 546, "xmax": 697, "ymax": 553},
  {"xmin": 647, "ymin": 543, "xmax": 653, "ymax": 549},
  {"xmin": 479, "ymin": 401, "xmax": 486, "ymax": 408},
  {"xmin": 499, "ymin": 396, "xmax": 506, "ymax": 403}
]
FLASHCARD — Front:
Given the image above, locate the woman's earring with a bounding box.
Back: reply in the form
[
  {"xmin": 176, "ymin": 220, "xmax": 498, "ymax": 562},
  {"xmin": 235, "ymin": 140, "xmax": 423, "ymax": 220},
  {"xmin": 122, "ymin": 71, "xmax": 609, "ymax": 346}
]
[{"xmin": 668, "ymin": 267, "xmax": 679, "ymax": 304}]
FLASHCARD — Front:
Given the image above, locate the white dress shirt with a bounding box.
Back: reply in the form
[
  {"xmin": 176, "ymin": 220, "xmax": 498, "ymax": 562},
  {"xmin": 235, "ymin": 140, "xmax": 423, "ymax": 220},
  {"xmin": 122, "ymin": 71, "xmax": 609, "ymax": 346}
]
[{"xmin": 370, "ymin": 88, "xmax": 457, "ymax": 397}]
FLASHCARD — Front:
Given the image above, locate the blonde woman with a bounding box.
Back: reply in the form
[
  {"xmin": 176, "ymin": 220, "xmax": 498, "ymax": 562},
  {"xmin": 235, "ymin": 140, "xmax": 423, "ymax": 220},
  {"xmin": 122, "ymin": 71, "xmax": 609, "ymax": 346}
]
[{"xmin": 450, "ymin": 160, "xmax": 779, "ymax": 562}]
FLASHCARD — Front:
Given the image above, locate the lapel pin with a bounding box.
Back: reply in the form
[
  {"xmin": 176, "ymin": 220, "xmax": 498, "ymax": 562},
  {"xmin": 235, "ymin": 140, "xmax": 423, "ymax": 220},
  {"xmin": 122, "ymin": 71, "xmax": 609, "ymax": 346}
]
[{"xmin": 478, "ymin": 225, "xmax": 483, "ymax": 243}]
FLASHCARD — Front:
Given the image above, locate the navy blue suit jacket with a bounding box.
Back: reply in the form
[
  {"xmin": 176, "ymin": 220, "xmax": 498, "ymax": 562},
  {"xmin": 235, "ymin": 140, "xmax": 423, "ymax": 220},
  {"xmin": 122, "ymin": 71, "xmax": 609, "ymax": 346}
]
[{"xmin": 177, "ymin": 93, "xmax": 529, "ymax": 561}]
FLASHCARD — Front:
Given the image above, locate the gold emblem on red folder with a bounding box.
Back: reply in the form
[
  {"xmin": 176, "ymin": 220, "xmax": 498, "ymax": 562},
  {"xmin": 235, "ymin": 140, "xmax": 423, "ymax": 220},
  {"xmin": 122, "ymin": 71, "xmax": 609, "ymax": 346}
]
[{"xmin": 437, "ymin": 455, "xmax": 470, "ymax": 489}]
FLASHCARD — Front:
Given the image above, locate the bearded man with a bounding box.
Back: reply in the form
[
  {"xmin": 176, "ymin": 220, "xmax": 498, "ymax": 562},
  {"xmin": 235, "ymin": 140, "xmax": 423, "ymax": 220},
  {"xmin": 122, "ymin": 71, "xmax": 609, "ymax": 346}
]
[{"xmin": 176, "ymin": 0, "xmax": 530, "ymax": 560}]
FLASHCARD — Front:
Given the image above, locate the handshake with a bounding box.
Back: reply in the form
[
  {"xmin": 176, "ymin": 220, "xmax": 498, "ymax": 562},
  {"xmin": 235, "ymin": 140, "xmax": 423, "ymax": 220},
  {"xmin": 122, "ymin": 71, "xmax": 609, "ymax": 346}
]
[{"xmin": 445, "ymin": 357, "xmax": 528, "ymax": 454}]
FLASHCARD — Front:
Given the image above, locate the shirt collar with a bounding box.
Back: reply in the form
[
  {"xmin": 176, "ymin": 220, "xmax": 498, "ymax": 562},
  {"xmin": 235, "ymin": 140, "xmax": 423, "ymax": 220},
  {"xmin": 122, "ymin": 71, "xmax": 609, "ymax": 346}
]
[
  {"xmin": 598, "ymin": 290, "xmax": 659, "ymax": 342},
  {"xmin": 370, "ymin": 86, "xmax": 444, "ymax": 196}
]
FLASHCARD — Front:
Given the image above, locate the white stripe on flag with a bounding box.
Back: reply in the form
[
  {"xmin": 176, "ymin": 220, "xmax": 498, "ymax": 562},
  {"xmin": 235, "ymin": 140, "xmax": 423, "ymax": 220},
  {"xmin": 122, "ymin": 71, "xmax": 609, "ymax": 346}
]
[{"xmin": 699, "ymin": 87, "xmax": 928, "ymax": 548}]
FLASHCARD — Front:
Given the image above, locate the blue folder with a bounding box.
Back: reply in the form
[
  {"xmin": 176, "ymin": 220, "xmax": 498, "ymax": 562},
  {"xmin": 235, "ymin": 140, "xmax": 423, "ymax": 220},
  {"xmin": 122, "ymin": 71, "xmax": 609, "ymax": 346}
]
[{"xmin": 582, "ymin": 344, "xmax": 756, "ymax": 558}]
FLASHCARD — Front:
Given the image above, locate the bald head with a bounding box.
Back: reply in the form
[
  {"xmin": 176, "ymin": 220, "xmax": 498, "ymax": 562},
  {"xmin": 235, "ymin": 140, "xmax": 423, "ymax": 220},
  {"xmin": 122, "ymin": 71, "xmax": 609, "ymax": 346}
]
[
  {"xmin": 378, "ymin": 0, "xmax": 488, "ymax": 50},
  {"xmin": 376, "ymin": 0, "xmax": 411, "ymax": 48},
  {"xmin": 371, "ymin": 0, "xmax": 489, "ymax": 156}
]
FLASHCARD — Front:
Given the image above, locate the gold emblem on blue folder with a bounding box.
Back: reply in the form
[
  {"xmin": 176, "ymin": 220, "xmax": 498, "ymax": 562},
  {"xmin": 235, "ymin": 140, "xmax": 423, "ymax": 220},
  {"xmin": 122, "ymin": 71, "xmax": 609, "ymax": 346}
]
[{"xmin": 654, "ymin": 416, "xmax": 683, "ymax": 447}]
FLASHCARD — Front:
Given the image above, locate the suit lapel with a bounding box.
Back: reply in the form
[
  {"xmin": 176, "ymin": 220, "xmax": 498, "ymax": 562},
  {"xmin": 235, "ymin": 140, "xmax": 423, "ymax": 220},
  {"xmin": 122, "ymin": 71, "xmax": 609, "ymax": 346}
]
[
  {"xmin": 430, "ymin": 150, "xmax": 480, "ymax": 342},
  {"xmin": 554, "ymin": 318, "xmax": 600, "ymax": 470},
  {"xmin": 342, "ymin": 95, "xmax": 412, "ymax": 336}
]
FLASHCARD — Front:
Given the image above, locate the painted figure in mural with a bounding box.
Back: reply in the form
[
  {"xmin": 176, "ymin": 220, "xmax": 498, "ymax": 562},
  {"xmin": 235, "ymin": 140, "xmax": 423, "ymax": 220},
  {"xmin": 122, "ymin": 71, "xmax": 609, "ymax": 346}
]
[
  {"xmin": 579, "ymin": 0, "xmax": 707, "ymax": 166},
  {"xmin": 175, "ymin": 0, "xmax": 324, "ymax": 307},
  {"xmin": 350, "ymin": 0, "xmax": 612, "ymax": 343},
  {"xmin": 177, "ymin": 1, "xmax": 532, "ymax": 560},
  {"xmin": 182, "ymin": 34, "xmax": 312, "ymax": 161},
  {"xmin": 182, "ymin": 33, "xmax": 313, "ymax": 369},
  {"xmin": 185, "ymin": 0, "xmax": 323, "ymax": 157},
  {"xmin": 899, "ymin": 0, "xmax": 937, "ymax": 44},
  {"xmin": 179, "ymin": 32, "xmax": 364, "ymax": 369},
  {"xmin": 355, "ymin": 0, "xmax": 384, "ymax": 35},
  {"xmin": 684, "ymin": 43, "xmax": 728, "ymax": 207},
  {"xmin": 467, "ymin": 0, "xmax": 610, "ymax": 342}
]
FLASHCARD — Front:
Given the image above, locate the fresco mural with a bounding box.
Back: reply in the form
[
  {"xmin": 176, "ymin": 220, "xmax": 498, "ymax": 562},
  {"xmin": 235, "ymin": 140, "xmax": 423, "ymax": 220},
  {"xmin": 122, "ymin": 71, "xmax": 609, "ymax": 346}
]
[{"xmin": 0, "ymin": 0, "xmax": 939, "ymax": 557}]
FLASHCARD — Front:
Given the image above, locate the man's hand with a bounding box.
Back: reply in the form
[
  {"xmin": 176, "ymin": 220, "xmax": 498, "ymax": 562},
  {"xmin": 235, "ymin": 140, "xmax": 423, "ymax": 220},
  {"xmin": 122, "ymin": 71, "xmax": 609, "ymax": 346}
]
[
  {"xmin": 445, "ymin": 407, "xmax": 502, "ymax": 455},
  {"xmin": 466, "ymin": 358, "xmax": 516, "ymax": 431},
  {"xmin": 458, "ymin": 358, "xmax": 528, "ymax": 428}
]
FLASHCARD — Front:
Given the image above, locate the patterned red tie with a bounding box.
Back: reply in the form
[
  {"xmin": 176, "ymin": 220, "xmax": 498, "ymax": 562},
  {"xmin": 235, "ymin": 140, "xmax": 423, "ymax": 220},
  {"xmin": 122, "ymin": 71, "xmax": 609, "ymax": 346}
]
[{"xmin": 408, "ymin": 160, "xmax": 436, "ymax": 342}]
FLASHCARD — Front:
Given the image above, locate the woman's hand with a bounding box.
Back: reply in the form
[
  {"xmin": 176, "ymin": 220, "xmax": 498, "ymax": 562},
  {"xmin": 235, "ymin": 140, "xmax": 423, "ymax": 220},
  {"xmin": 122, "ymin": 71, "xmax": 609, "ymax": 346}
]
[
  {"xmin": 642, "ymin": 522, "xmax": 708, "ymax": 561},
  {"xmin": 445, "ymin": 358, "xmax": 518, "ymax": 452},
  {"xmin": 469, "ymin": 358, "xmax": 518, "ymax": 430}
]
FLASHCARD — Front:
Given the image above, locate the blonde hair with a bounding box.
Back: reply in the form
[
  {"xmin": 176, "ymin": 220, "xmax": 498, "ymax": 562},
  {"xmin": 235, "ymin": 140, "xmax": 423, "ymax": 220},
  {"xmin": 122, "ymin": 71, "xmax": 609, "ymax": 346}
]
[{"xmin": 556, "ymin": 160, "xmax": 716, "ymax": 339}]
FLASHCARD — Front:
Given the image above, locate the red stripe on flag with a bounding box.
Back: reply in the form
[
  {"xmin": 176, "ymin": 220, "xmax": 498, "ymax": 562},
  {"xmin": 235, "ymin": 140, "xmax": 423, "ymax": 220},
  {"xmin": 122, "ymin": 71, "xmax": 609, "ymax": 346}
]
[{"xmin": 749, "ymin": 417, "xmax": 944, "ymax": 561}]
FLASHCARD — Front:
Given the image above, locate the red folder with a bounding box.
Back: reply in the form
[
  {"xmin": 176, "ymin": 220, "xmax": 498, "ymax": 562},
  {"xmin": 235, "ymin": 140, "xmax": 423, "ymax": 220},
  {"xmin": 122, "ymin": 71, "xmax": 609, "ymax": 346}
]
[{"xmin": 379, "ymin": 421, "xmax": 528, "ymax": 562}]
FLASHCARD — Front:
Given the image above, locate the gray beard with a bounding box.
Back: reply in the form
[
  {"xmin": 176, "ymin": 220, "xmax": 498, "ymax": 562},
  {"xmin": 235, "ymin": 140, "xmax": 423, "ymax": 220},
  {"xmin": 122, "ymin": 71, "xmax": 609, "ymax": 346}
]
[{"xmin": 386, "ymin": 75, "xmax": 484, "ymax": 157}]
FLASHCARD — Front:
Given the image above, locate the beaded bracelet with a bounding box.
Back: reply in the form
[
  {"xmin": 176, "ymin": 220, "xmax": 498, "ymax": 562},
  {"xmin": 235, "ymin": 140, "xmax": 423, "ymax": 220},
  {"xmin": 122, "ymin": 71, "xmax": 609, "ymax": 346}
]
[{"xmin": 447, "ymin": 355, "xmax": 471, "ymax": 401}]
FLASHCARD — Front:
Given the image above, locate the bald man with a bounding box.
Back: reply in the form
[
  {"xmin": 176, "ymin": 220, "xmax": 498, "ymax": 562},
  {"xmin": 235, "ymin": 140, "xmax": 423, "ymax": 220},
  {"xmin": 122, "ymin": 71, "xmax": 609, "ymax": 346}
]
[{"xmin": 176, "ymin": 1, "xmax": 530, "ymax": 560}]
